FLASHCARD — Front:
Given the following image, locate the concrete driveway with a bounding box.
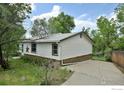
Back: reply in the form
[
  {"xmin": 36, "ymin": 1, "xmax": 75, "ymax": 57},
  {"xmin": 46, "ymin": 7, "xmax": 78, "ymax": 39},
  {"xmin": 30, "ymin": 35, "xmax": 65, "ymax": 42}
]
[{"xmin": 63, "ymin": 60, "xmax": 124, "ymax": 85}]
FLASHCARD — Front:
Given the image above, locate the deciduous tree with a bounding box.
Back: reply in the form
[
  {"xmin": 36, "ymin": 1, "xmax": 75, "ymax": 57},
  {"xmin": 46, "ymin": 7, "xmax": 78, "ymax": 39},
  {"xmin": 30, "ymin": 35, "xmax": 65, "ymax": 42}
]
[
  {"xmin": 48, "ymin": 12, "xmax": 75, "ymax": 33},
  {"xmin": 31, "ymin": 18, "xmax": 48, "ymax": 38},
  {"xmin": 0, "ymin": 4, "xmax": 31, "ymax": 69},
  {"xmin": 97, "ymin": 16, "xmax": 118, "ymax": 52}
]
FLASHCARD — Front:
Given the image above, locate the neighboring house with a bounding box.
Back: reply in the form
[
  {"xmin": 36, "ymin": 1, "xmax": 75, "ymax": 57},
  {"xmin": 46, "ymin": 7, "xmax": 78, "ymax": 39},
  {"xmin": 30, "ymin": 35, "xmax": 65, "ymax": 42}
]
[{"xmin": 20, "ymin": 31, "xmax": 92, "ymax": 64}]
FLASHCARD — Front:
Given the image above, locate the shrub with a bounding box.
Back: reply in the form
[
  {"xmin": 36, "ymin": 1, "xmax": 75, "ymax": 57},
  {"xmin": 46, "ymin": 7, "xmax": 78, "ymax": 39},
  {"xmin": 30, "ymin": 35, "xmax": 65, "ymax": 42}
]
[
  {"xmin": 10, "ymin": 52, "xmax": 21, "ymax": 57},
  {"xmin": 21, "ymin": 54, "xmax": 56, "ymax": 85},
  {"xmin": 21, "ymin": 54, "xmax": 58, "ymax": 68},
  {"xmin": 104, "ymin": 47, "xmax": 112, "ymax": 62},
  {"xmin": 104, "ymin": 52, "xmax": 112, "ymax": 62},
  {"xmin": 21, "ymin": 54, "xmax": 69, "ymax": 85},
  {"xmin": 104, "ymin": 54, "xmax": 112, "ymax": 61},
  {"xmin": 21, "ymin": 55, "xmax": 48, "ymax": 66}
]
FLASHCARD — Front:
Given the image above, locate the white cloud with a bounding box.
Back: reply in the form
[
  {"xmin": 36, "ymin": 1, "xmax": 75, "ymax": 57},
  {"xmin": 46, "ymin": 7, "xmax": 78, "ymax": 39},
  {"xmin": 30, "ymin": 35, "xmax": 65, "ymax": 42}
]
[
  {"xmin": 31, "ymin": 3, "xmax": 36, "ymax": 11},
  {"xmin": 73, "ymin": 19, "xmax": 97, "ymax": 32},
  {"xmin": 73, "ymin": 13, "xmax": 97, "ymax": 32},
  {"xmin": 31, "ymin": 6, "xmax": 96, "ymax": 32},
  {"xmin": 108, "ymin": 12, "xmax": 116, "ymax": 20},
  {"xmin": 76, "ymin": 13, "xmax": 88, "ymax": 20},
  {"xmin": 97, "ymin": 14, "xmax": 106, "ymax": 19},
  {"xmin": 97, "ymin": 12, "xmax": 116, "ymax": 20},
  {"xmin": 31, "ymin": 5, "xmax": 61, "ymax": 21},
  {"xmin": 52, "ymin": 5, "xmax": 61, "ymax": 13}
]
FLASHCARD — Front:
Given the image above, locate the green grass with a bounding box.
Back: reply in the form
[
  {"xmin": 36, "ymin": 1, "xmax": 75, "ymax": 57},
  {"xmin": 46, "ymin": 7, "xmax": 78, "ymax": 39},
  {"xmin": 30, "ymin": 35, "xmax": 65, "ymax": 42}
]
[
  {"xmin": 92, "ymin": 56, "xmax": 106, "ymax": 61},
  {"xmin": 0, "ymin": 58, "xmax": 72, "ymax": 85}
]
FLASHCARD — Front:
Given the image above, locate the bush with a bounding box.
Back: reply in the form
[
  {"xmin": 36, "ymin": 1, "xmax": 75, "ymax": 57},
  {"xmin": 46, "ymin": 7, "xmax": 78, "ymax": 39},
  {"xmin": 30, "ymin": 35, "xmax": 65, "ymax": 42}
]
[
  {"xmin": 11, "ymin": 52, "xmax": 21, "ymax": 57},
  {"xmin": 21, "ymin": 55, "xmax": 49, "ymax": 66},
  {"xmin": 104, "ymin": 54, "xmax": 112, "ymax": 61},
  {"xmin": 104, "ymin": 51, "xmax": 112, "ymax": 62},
  {"xmin": 21, "ymin": 54, "xmax": 55, "ymax": 85},
  {"xmin": 20, "ymin": 54, "xmax": 72, "ymax": 85},
  {"xmin": 104, "ymin": 47, "xmax": 112, "ymax": 62}
]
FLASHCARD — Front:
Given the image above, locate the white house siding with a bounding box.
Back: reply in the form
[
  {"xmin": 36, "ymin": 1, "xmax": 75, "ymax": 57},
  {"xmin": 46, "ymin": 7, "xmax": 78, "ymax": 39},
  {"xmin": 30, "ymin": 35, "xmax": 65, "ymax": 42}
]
[
  {"xmin": 22, "ymin": 42, "xmax": 60, "ymax": 60},
  {"xmin": 20, "ymin": 42, "xmax": 31, "ymax": 53},
  {"xmin": 36, "ymin": 43, "xmax": 60, "ymax": 60},
  {"xmin": 21, "ymin": 33, "xmax": 92, "ymax": 61},
  {"xmin": 60, "ymin": 34, "xmax": 92, "ymax": 60}
]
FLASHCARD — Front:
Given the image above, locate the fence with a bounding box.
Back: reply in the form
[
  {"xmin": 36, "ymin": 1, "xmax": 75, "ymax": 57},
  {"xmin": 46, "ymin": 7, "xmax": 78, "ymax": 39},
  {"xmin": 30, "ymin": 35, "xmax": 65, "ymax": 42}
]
[{"xmin": 112, "ymin": 51, "xmax": 124, "ymax": 67}]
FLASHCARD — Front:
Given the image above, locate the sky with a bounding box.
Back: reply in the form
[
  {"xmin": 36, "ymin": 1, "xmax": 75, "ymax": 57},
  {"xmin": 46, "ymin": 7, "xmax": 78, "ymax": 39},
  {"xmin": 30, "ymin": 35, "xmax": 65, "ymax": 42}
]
[{"xmin": 24, "ymin": 3, "xmax": 118, "ymax": 38}]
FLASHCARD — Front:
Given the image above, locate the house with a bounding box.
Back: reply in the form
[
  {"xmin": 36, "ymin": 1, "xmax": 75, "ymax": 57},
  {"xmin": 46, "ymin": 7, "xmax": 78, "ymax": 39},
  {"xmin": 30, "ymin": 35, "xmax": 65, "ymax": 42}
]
[{"xmin": 20, "ymin": 31, "xmax": 92, "ymax": 65}]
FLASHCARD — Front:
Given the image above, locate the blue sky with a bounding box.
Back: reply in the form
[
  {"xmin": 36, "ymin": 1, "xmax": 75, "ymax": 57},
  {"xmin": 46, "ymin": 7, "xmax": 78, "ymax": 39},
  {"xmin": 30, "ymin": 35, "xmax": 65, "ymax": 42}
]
[{"xmin": 24, "ymin": 3, "xmax": 118, "ymax": 37}]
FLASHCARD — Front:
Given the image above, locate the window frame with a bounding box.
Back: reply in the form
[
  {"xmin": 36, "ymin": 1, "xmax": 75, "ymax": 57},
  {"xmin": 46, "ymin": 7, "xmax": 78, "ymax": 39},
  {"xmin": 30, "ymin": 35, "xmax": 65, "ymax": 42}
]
[
  {"xmin": 31, "ymin": 43, "xmax": 36, "ymax": 53},
  {"xmin": 52, "ymin": 43, "xmax": 58, "ymax": 56},
  {"xmin": 22, "ymin": 44, "xmax": 23, "ymax": 52}
]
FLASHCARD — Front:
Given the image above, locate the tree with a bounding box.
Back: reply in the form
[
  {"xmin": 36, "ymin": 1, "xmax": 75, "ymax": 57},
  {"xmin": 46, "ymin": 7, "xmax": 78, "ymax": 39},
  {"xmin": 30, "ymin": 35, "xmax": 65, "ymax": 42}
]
[
  {"xmin": 82, "ymin": 27, "xmax": 104, "ymax": 55},
  {"xmin": 48, "ymin": 12, "xmax": 75, "ymax": 33},
  {"xmin": 97, "ymin": 16, "xmax": 118, "ymax": 51},
  {"xmin": 31, "ymin": 18, "xmax": 48, "ymax": 38},
  {"xmin": 81, "ymin": 27, "xmax": 90, "ymax": 35},
  {"xmin": 81, "ymin": 26, "xmax": 97, "ymax": 39},
  {"xmin": 0, "ymin": 4, "xmax": 31, "ymax": 69},
  {"xmin": 115, "ymin": 4, "xmax": 124, "ymax": 50},
  {"xmin": 3, "ymin": 42, "xmax": 19, "ymax": 62},
  {"xmin": 115, "ymin": 4, "xmax": 124, "ymax": 23},
  {"xmin": 115, "ymin": 4, "xmax": 124, "ymax": 36}
]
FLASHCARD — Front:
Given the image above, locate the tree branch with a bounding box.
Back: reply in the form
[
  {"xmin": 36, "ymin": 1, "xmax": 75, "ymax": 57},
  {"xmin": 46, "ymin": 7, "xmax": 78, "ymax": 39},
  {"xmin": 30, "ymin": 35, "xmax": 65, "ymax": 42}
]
[{"xmin": 0, "ymin": 39, "xmax": 25, "ymax": 46}]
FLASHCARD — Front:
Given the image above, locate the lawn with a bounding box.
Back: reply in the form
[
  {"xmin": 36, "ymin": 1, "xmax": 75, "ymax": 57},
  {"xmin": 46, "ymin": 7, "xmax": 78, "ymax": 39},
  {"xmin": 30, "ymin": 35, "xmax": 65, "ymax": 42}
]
[{"xmin": 0, "ymin": 58, "xmax": 72, "ymax": 85}]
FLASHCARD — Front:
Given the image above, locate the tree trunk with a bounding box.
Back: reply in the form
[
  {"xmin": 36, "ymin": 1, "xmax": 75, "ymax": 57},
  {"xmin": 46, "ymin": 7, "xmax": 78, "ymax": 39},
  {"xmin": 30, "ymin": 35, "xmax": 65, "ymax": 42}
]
[{"xmin": 0, "ymin": 45, "xmax": 9, "ymax": 70}]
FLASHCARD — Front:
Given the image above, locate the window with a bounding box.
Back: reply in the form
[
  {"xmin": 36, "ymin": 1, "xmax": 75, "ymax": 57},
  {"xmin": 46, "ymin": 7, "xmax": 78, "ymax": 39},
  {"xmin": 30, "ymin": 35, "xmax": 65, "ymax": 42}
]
[
  {"xmin": 31, "ymin": 43, "xmax": 36, "ymax": 53},
  {"xmin": 52, "ymin": 43, "xmax": 58, "ymax": 56}
]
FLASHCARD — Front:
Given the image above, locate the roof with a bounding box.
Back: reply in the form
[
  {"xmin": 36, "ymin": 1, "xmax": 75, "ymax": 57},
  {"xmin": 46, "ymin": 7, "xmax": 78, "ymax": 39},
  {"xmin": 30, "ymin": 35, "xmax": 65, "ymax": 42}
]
[{"xmin": 22, "ymin": 31, "xmax": 92, "ymax": 43}]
